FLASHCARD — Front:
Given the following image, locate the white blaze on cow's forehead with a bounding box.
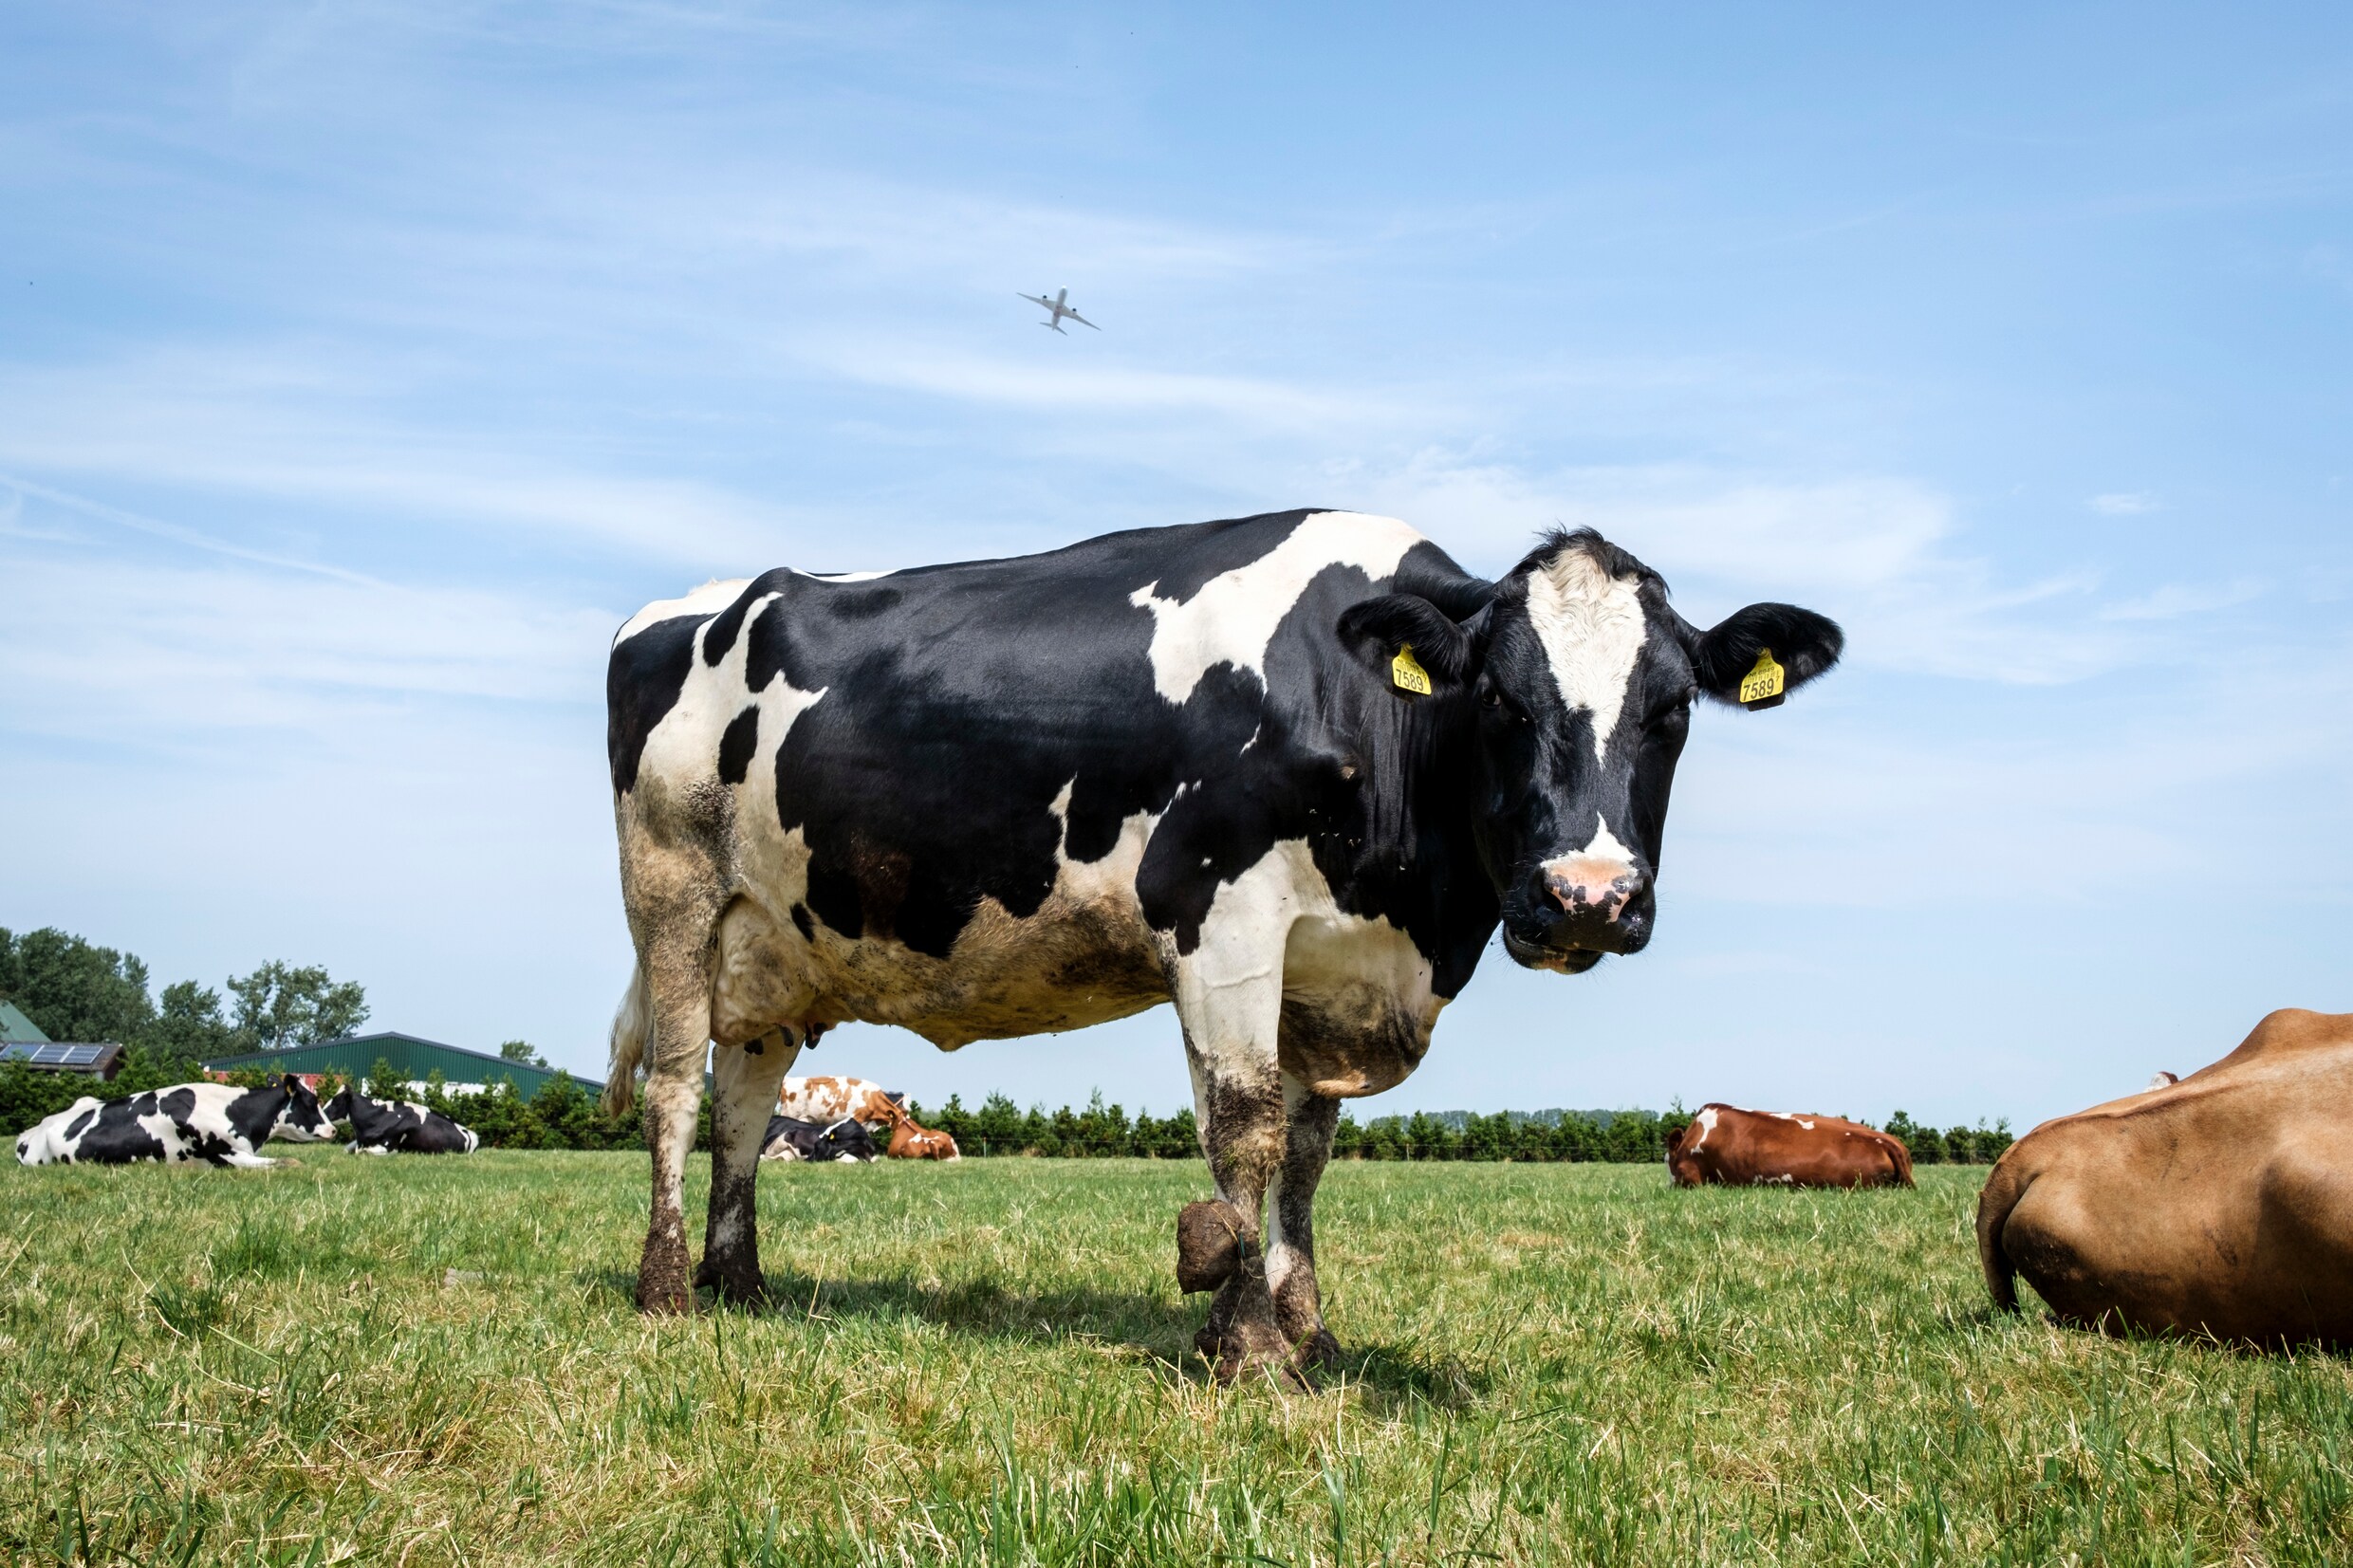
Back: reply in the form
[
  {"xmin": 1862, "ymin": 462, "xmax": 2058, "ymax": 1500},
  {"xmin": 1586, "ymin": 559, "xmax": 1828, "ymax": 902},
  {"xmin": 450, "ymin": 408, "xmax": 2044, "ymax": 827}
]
[
  {"xmin": 1129, "ymin": 511, "xmax": 1423, "ymax": 703},
  {"xmin": 1522, "ymin": 548, "xmax": 1649, "ymax": 763},
  {"xmin": 616, "ymin": 577, "xmax": 753, "ymax": 644}
]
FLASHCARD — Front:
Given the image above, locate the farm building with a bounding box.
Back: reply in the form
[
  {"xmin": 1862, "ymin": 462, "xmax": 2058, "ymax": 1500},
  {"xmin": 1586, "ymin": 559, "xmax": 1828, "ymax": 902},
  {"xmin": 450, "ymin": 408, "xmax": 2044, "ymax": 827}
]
[
  {"xmin": 203, "ymin": 1031, "xmax": 599, "ymax": 1101},
  {"xmin": 0, "ymin": 998, "xmax": 127, "ymax": 1079}
]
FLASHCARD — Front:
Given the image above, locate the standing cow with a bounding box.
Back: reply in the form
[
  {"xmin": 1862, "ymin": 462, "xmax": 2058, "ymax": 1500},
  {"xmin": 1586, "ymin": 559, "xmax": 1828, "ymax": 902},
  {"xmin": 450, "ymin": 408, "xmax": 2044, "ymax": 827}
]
[
  {"xmin": 602, "ymin": 509, "xmax": 1840, "ymax": 1381},
  {"xmin": 1665, "ymin": 1104, "xmax": 1913, "ymax": 1189}
]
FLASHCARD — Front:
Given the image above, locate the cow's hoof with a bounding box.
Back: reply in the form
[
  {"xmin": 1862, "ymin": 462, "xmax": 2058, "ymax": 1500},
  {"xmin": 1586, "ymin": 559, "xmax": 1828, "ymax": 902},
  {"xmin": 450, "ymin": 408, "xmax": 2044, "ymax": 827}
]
[
  {"xmin": 1195, "ymin": 1321, "xmax": 1306, "ymax": 1390},
  {"xmin": 1176, "ymin": 1200, "xmax": 1246, "ymax": 1294},
  {"xmin": 638, "ymin": 1235, "xmax": 695, "ymax": 1314}
]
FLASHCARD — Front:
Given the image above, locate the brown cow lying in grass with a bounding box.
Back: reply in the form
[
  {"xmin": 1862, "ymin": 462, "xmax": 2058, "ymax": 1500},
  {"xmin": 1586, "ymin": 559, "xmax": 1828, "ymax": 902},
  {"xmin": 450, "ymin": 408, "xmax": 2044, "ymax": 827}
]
[
  {"xmin": 1665, "ymin": 1103, "xmax": 1914, "ymax": 1189},
  {"xmin": 1978, "ymin": 1008, "xmax": 2353, "ymax": 1347}
]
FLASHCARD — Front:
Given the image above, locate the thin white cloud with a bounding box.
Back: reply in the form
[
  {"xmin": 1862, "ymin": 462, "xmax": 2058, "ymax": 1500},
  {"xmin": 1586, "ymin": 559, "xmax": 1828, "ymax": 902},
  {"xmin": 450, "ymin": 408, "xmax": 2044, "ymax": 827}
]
[
  {"xmin": 2099, "ymin": 579, "xmax": 2263, "ymax": 621},
  {"xmin": 2089, "ymin": 491, "xmax": 2160, "ymax": 515}
]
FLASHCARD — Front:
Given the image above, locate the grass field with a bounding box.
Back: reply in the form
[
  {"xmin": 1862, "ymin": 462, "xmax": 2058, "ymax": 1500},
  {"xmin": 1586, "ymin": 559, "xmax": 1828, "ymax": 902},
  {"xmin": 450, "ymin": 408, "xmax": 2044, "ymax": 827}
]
[{"xmin": 6, "ymin": 1153, "xmax": 2352, "ymax": 1567}]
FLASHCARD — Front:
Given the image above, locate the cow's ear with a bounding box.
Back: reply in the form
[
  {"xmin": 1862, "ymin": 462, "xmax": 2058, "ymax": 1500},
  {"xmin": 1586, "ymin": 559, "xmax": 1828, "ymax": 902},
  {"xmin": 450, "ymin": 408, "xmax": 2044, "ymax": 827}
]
[
  {"xmin": 1687, "ymin": 603, "xmax": 1843, "ymax": 709},
  {"xmin": 1336, "ymin": 594, "xmax": 1477, "ymax": 695}
]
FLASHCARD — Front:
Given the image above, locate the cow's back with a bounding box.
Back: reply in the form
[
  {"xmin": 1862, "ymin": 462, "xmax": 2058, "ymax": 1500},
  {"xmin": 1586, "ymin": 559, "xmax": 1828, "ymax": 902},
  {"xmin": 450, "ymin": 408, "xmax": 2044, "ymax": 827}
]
[{"xmin": 1979, "ymin": 1011, "xmax": 2353, "ymax": 1343}]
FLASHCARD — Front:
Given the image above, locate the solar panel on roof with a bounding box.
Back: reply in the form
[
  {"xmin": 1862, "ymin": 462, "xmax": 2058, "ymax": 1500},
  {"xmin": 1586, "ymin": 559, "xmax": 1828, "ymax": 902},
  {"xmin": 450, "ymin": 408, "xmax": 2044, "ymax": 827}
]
[{"xmin": 3, "ymin": 1042, "xmax": 112, "ymax": 1068}]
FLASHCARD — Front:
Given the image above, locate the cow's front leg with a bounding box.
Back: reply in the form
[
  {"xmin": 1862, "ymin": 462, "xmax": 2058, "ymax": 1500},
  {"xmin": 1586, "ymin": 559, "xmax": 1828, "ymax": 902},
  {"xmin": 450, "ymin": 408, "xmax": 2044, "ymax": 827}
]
[
  {"xmin": 1175, "ymin": 981, "xmax": 1303, "ymax": 1388},
  {"xmin": 1267, "ymin": 1073, "xmax": 1342, "ymax": 1368},
  {"xmin": 696, "ymin": 1026, "xmax": 799, "ymax": 1304}
]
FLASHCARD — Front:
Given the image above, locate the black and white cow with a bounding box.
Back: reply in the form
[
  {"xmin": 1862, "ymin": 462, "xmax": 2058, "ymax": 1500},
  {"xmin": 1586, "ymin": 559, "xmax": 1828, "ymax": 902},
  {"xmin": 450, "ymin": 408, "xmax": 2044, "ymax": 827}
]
[
  {"xmin": 602, "ymin": 510, "xmax": 1840, "ymax": 1381},
  {"xmin": 758, "ymin": 1115, "xmax": 879, "ymax": 1163},
  {"xmin": 13, "ymin": 1076, "xmax": 337, "ymax": 1168},
  {"xmin": 322, "ymin": 1086, "xmax": 481, "ymax": 1154}
]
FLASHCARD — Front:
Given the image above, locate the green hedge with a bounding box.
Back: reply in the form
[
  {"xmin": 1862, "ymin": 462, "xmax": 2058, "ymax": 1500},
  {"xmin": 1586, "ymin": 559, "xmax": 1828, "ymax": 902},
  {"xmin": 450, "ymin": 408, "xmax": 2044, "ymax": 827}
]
[{"xmin": 5, "ymin": 1062, "xmax": 2010, "ymax": 1169}]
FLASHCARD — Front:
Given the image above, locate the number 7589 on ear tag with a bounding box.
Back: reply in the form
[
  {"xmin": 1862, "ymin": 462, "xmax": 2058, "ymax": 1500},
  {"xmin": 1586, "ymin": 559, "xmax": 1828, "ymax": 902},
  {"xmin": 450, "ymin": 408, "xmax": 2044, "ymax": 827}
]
[
  {"xmin": 1390, "ymin": 644, "xmax": 1433, "ymax": 696},
  {"xmin": 1738, "ymin": 648, "xmax": 1786, "ymax": 710}
]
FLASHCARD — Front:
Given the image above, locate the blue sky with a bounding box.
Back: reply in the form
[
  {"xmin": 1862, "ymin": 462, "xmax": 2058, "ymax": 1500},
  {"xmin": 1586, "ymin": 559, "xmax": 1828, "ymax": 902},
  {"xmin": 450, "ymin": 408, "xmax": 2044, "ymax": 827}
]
[{"xmin": 4, "ymin": 3, "xmax": 2348, "ymax": 1128}]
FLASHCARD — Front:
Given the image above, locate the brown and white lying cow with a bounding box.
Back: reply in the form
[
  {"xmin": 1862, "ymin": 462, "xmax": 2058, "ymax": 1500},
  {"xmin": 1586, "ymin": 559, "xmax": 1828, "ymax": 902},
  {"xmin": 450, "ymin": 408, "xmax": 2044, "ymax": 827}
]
[
  {"xmin": 1978, "ymin": 1008, "xmax": 2353, "ymax": 1347},
  {"xmin": 778, "ymin": 1075, "xmax": 959, "ymax": 1158},
  {"xmin": 1665, "ymin": 1103, "xmax": 1913, "ymax": 1189},
  {"xmin": 777, "ymin": 1076, "xmax": 905, "ymax": 1128}
]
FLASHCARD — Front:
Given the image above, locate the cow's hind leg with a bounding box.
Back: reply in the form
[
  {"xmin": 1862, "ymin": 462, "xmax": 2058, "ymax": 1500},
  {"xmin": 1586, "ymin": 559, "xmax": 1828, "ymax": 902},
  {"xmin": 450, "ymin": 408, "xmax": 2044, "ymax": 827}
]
[
  {"xmin": 696, "ymin": 1026, "xmax": 800, "ymax": 1304},
  {"xmin": 634, "ymin": 919, "xmax": 720, "ymax": 1314},
  {"xmin": 1267, "ymin": 1074, "xmax": 1343, "ymax": 1368}
]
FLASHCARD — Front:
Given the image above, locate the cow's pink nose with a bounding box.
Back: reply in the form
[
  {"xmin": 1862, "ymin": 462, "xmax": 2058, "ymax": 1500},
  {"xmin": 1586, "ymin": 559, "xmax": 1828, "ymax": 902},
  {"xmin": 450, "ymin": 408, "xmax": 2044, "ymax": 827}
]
[{"xmin": 1543, "ymin": 858, "xmax": 1639, "ymax": 921}]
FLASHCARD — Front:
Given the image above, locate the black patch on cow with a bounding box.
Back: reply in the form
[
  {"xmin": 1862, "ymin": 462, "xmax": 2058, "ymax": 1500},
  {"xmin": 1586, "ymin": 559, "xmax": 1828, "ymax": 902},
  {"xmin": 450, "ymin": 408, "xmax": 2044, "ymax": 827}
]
[
  {"xmin": 65, "ymin": 1107, "xmax": 96, "ymax": 1140},
  {"xmin": 221, "ymin": 1084, "xmax": 285, "ymax": 1151},
  {"xmin": 789, "ymin": 903, "xmax": 815, "ymax": 942},
  {"xmin": 608, "ymin": 615, "xmax": 705, "ymax": 792},
  {"xmin": 716, "ymin": 706, "xmax": 760, "ymax": 785},
  {"xmin": 700, "ymin": 587, "xmax": 763, "ymax": 668},
  {"xmin": 73, "ymin": 1097, "xmax": 171, "ymax": 1164},
  {"xmin": 824, "ymin": 586, "xmax": 903, "ymax": 620}
]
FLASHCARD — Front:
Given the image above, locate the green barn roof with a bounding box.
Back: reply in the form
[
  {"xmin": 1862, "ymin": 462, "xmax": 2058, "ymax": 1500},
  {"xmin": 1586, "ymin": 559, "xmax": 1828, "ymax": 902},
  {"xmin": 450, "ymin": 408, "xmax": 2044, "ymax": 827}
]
[
  {"xmin": 203, "ymin": 1031, "xmax": 599, "ymax": 1101},
  {"xmin": 0, "ymin": 1000, "xmax": 50, "ymax": 1043}
]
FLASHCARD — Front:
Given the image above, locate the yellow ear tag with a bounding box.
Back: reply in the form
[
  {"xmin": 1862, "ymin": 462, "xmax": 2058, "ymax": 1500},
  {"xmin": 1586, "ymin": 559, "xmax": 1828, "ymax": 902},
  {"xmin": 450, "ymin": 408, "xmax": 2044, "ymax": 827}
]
[
  {"xmin": 1390, "ymin": 643, "xmax": 1433, "ymax": 696},
  {"xmin": 1738, "ymin": 647, "xmax": 1787, "ymax": 710}
]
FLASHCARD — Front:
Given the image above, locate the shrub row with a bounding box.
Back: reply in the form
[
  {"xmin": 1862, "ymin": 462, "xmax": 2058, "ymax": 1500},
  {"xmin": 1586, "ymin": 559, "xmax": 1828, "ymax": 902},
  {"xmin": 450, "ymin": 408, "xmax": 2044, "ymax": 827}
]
[{"xmin": 3, "ymin": 1059, "xmax": 2010, "ymax": 1168}]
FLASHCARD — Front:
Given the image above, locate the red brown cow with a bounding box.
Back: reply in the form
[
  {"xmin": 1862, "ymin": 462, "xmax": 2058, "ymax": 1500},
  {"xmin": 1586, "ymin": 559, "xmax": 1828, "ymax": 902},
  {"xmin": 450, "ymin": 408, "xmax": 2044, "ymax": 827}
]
[
  {"xmin": 885, "ymin": 1119, "xmax": 960, "ymax": 1160},
  {"xmin": 1665, "ymin": 1103, "xmax": 1914, "ymax": 1189}
]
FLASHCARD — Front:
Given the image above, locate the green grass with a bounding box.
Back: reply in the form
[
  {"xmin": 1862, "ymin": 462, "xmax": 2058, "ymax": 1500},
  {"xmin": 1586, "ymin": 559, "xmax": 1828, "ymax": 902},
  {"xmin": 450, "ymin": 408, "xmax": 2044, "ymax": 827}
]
[{"xmin": 5, "ymin": 1153, "xmax": 2352, "ymax": 1566}]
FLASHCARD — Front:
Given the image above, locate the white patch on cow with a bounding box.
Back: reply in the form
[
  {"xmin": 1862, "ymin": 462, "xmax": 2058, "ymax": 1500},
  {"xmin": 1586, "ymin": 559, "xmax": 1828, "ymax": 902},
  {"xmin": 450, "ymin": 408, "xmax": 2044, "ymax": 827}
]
[
  {"xmin": 1765, "ymin": 1111, "xmax": 1819, "ymax": 1130},
  {"xmin": 1128, "ymin": 511, "xmax": 1423, "ymax": 703},
  {"xmin": 1172, "ymin": 838, "xmax": 1442, "ymax": 1100},
  {"xmin": 1690, "ymin": 1107, "xmax": 1719, "ymax": 1149},
  {"xmin": 1523, "ymin": 546, "xmax": 1648, "ymax": 763},
  {"xmin": 615, "ymin": 577, "xmax": 754, "ymax": 644},
  {"xmin": 795, "ymin": 568, "xmax": 896, "ymax": 582}
]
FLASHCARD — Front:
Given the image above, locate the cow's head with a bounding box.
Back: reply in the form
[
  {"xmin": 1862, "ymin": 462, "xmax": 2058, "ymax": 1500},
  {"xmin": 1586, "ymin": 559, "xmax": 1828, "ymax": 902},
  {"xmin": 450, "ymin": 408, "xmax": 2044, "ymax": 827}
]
[
  {"xmin": 322, "ymin": 1084, "xmax": 355, "ymax": 1125},
  {"xmin": 1341, "ymin": 529, "xmax": 1840, "ymax": 973},
  {"xmin": 273, "ymin": 1075, "xmax": 338, "ymax": 1142}
]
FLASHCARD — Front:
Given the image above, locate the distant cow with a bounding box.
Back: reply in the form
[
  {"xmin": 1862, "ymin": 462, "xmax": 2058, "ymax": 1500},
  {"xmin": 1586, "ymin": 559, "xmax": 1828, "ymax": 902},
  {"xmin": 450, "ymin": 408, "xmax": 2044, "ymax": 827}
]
[
  {"xmin": 759, "ymin": 1116, "xmax": 878, "ymax": 1163},
  {"xmin": 1665, "ymin": 1103, "xmax": 1914, "ymax": 1189},
  {"xmin": 776, "ymin": 1076, "xmax": 906, "ymax": 1129},
  {"xmin": 1979, "ymin": 1008, "xmax": 2353, "ymax": 1347},
  {"xmin": 2146, "ymin": 1070, "xmax": 2179, "ymax": 1089},
  {"xmin": 884, "ymin": 1118, "xmax": 960, "ymax": 1160},
  {"xmin": 13, "ymin": 1076, "xmax": 336, "ymax": 1168},
  {"xmin": 323, "ymin": 1086, "xmax": 480, "ymax": 1154}
]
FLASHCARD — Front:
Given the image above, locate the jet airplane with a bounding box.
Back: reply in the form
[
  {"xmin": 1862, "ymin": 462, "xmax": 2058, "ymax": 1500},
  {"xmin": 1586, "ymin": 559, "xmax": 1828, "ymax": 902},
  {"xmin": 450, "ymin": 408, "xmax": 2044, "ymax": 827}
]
[{"xmin": 1019, "ymin": 288, "xmax": 1099, "ymax": 334}]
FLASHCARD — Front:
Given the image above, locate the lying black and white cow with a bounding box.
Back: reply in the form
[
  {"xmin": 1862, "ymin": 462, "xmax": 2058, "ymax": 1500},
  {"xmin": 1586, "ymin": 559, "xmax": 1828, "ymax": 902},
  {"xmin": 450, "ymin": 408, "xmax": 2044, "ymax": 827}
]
[
  {"xmin": 322, "ymin": 1086, "xmax": 481, "ymax": 1154},
  {"xmin": 602, "ymin": 510, "xmax": 1840, "ymax": 1381},
  {"xmin": 758, "ymin": 1115, "xmax": 878, "ymax": 1163},
  {"xmin": 14, "ymin": 1076, "xmax": 337, "ymax": 1168}
]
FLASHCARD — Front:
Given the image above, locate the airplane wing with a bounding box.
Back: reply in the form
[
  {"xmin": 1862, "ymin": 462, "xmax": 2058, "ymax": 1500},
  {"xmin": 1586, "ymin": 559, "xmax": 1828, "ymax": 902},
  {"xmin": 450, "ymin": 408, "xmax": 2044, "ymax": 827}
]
[
  {"xmin": 1017, "ymin": 292, "xmax": 1052, "ymax": 309},
  {"xmin": 1065, "ymin": 309, "xmax": 1100, "ymax": 330}
]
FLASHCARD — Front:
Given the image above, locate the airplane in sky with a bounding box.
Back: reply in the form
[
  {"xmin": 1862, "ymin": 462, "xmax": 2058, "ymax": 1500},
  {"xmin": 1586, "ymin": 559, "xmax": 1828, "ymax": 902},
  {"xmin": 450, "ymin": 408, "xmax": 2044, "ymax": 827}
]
[{"xmin": 1019, "ymin": 287, "xmax": 1098, "ymax": 334}]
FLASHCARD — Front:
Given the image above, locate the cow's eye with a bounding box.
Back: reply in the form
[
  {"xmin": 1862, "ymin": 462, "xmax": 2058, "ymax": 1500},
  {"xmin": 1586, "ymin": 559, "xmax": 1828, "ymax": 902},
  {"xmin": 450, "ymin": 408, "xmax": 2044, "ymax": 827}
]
[{"xmin": 1480, "ymin": 688, "xmax": 1502, "ymax": 710}]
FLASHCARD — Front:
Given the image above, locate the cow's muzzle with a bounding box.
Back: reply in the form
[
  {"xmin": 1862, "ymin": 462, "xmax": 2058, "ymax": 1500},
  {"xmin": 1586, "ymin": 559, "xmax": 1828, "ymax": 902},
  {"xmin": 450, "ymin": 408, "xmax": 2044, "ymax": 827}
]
[{"xmin": 1503, "ymin": 856, "xmax": 1653, "ymax": 969}]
